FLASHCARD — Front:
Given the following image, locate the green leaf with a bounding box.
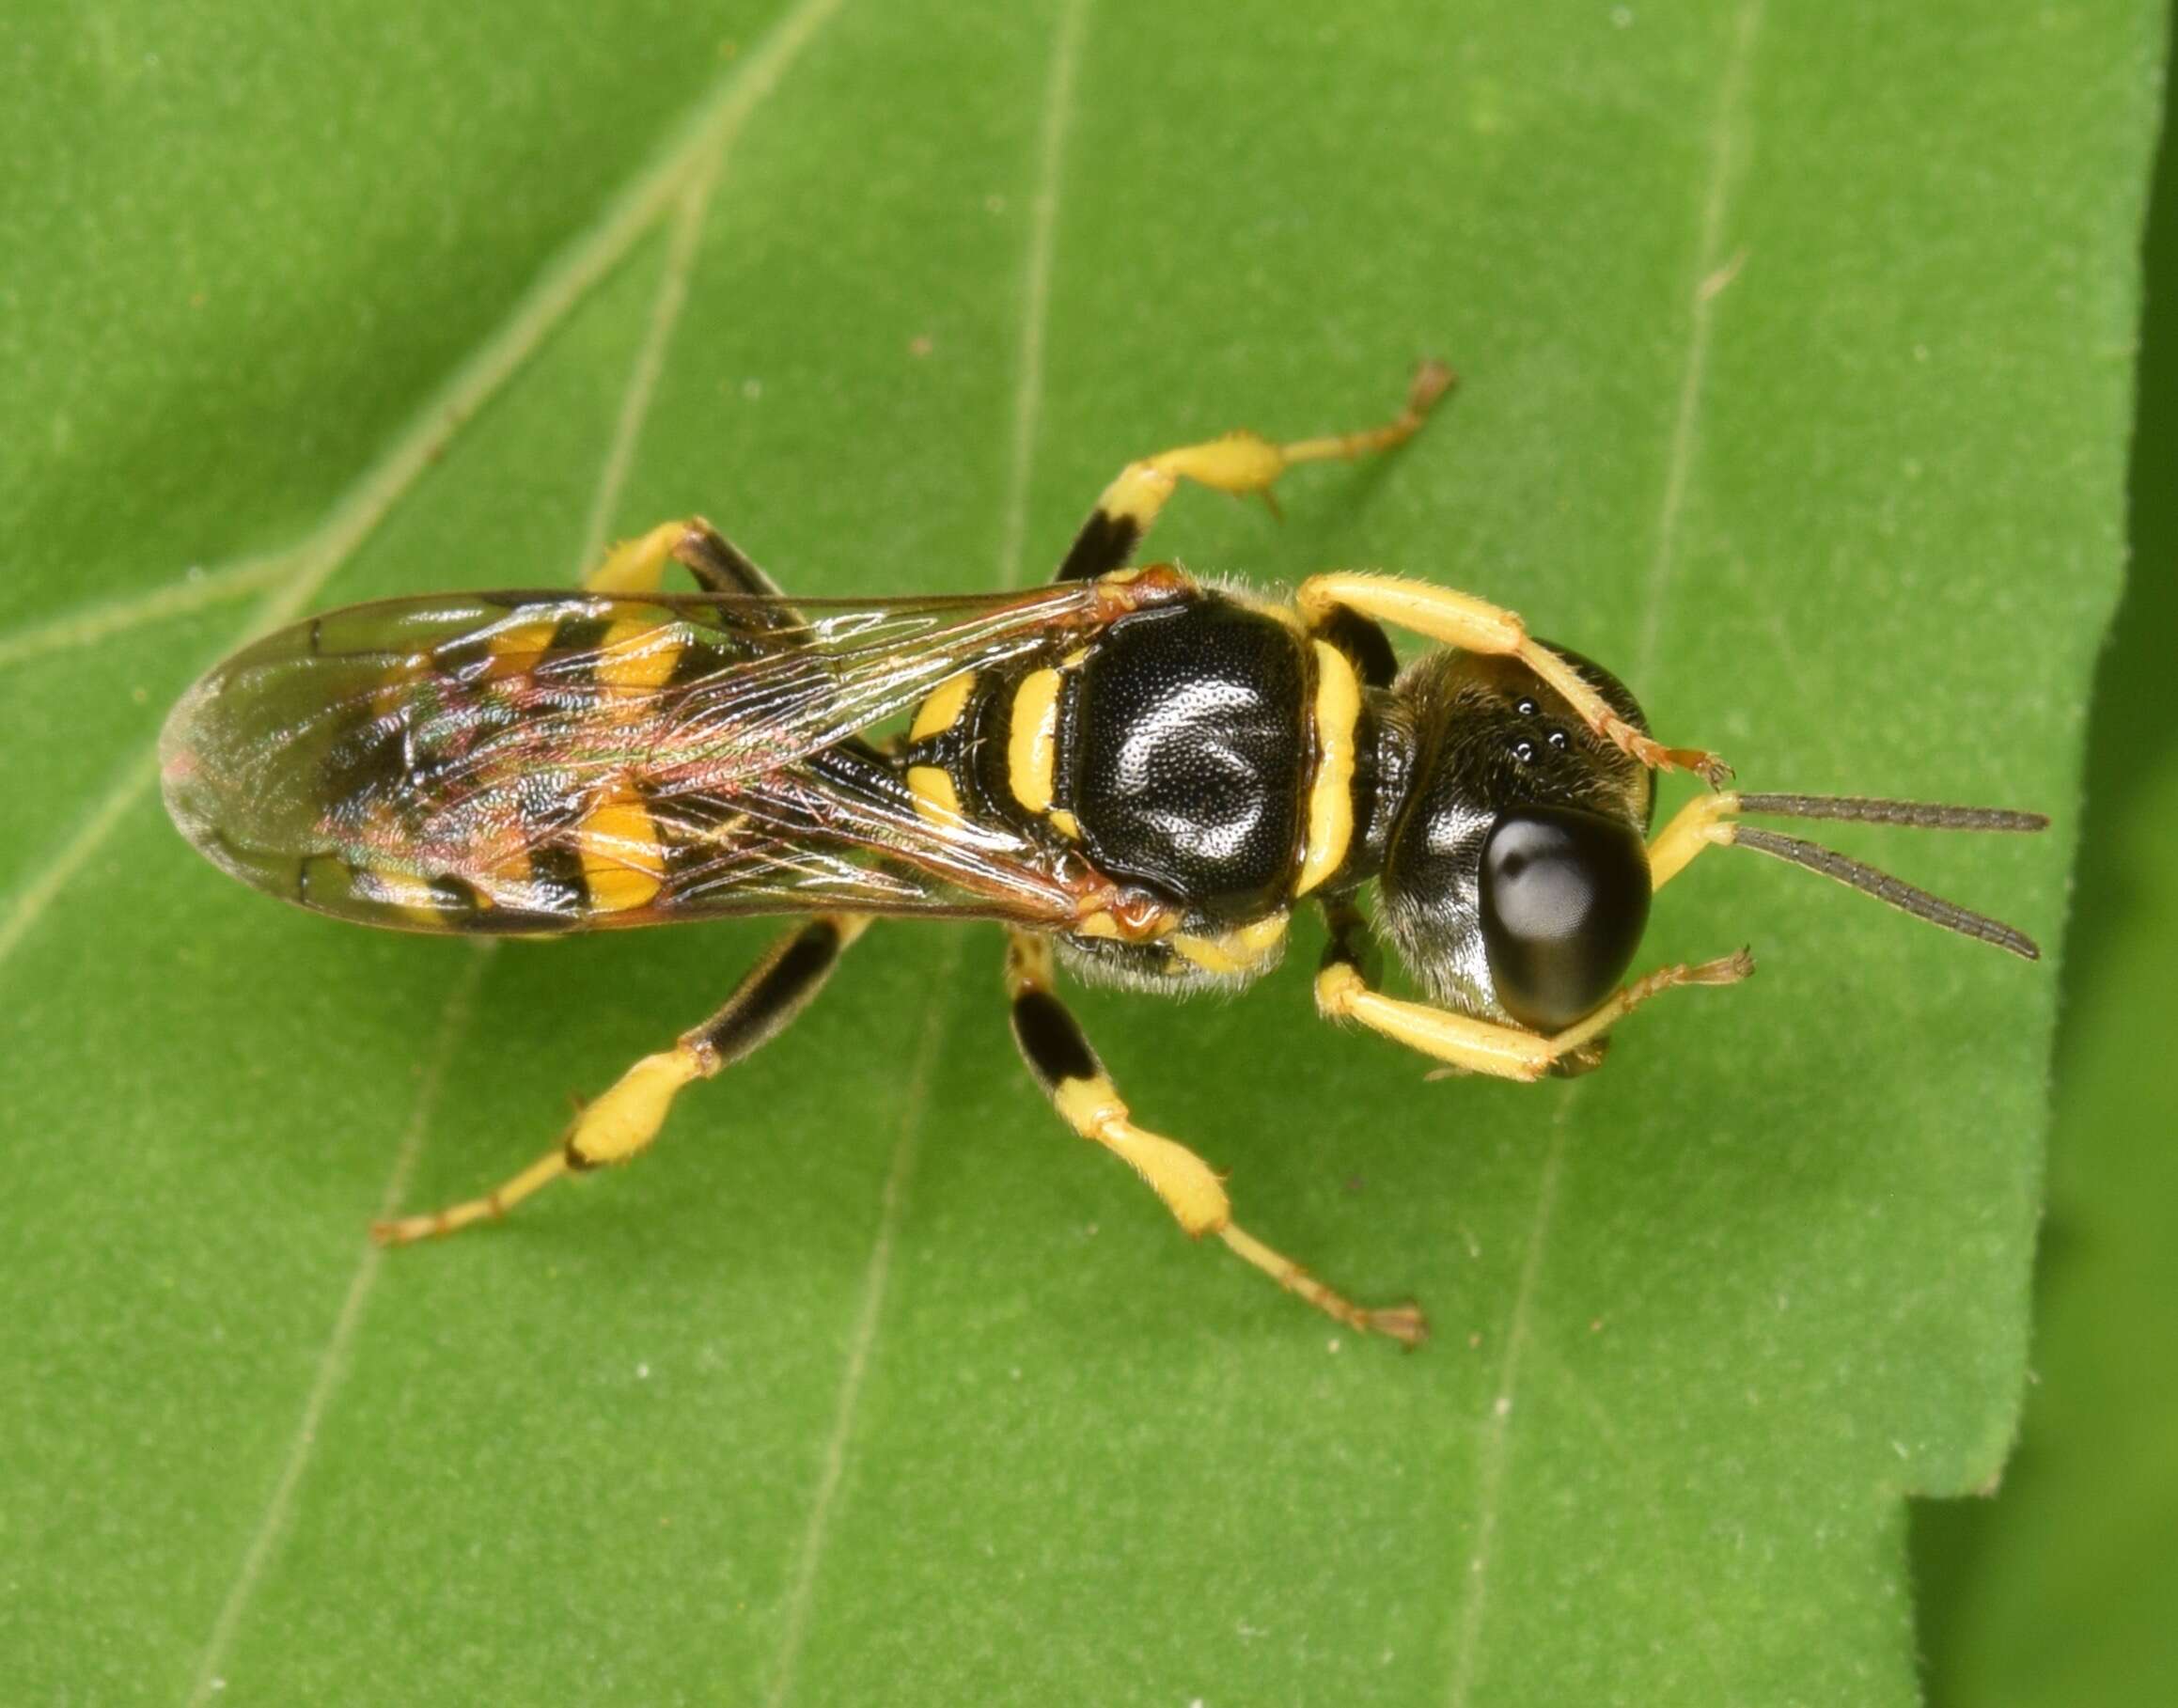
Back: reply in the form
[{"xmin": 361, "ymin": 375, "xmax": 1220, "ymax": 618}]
[
  {"xmin": 0, "ymin": 2, "xmax": 2157, "ymax": 1702},
  {"xmin": 1914, "ymin": 54, "xmax": 2178, "ymax": 1707}
]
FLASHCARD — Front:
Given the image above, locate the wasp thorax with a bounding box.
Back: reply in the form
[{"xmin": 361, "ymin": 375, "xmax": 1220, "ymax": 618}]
[{"xmin": 1374, "ymin": 648, "xmax": 1654, "ymax": 1026}]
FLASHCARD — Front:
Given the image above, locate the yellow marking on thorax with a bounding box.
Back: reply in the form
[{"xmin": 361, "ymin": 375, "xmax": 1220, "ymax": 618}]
[
  {"xmin": 1046, "ymin": 807, "xmax": 1082, "ymax": 840},
  {"xmin": 1072, "ymin": 892, "xmax": 1183, "ymax": 942},
  {"xmin": 1009, "ymin": 667, "xmax": 1063, "ymax": 814},
  {"xmin": 594, "ymin": 615, "xmax": 682, "ymax": 692},
  {"xmin": 909, "ymin": 670, "xmax": 978, "ymax": 742},
  {"xmin": 577, "ymin": 781, "xmax": 666, "ymax": 912},
  {"xmin": 907, "ymin": 764, "xmax": 964, "ymax": 825},
  {"xmin": 1294, "ymin": 640, "xmax": 1361, "ymax": 897},
  {"xmin": 1170, "ymin": 912, "xmax": 1290, "ymax": 977},
  {"xmin": 1230, "ymin": 588, "xmax": 1307, "ymax": 635}
]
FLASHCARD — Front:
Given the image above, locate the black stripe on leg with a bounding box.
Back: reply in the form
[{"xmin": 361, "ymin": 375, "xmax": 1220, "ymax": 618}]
[
  {"xmin": 1055, "ymin": 509, "xmax": 1141, "ymax": 583},
  {"xmin": 1010, "ymin": 989, "xmax": 1100, "ymax": 1090},
  {"xmin": 678, "ymin": 525, "xmax": 782, "ymax": 600},
  {"xmin": 1315, "ymin": 606, "xmax": 1400, "ymax": 688},
  {"xmin": 666, "ymin": 634, "xmax": 730, "ymax": 689},
  {"xmin": 1318, "ymin": 897, "xmax": 1372, "ymax": 979},
  {"xmin": 696, "ymin": 920, "xmax": 842, "ymax": 1065}
]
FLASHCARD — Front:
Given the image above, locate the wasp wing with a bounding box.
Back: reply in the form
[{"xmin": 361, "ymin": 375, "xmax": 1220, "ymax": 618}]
[{"xmin": 162, "ymin": 585, "xmax": 1109, "ymax": 932}]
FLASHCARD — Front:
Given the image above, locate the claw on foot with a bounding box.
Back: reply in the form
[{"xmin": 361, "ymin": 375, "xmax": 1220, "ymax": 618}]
[
  {"xmin": 1362, "ymin": 1303, "xmax": 1431, "ymax": 1348},
  {"xmin": 1407, "ymin": 358, "xmax": 1458, "ymax": 415},
  {"xmin": 1615, "ymin": 721, "xmax": 1731, "ymax": 787},
  {"xmin": 370, "ymin": 1210, "xmax": 468, "ymax": 1247}
]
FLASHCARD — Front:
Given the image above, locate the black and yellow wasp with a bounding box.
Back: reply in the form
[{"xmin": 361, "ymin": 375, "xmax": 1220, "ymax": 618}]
[{"xmin": 162, "ymin": 366, "xmax": 2045, "ymax": 1344}]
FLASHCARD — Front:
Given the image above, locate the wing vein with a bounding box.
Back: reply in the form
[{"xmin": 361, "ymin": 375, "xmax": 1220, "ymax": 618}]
[{"xmin": 0, "ymin": 0, "xmax": 847, "ymax": 972}]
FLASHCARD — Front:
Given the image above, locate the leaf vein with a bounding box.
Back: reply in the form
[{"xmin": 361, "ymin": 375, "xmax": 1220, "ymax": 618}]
[
  {"xmin": 762, "ymin": 957, "xmax": 960, "ymax": 1708},
  {"xmin": 1444, "ymin": 1089, "xmax": 1574, "ymax": 1708},
  {"xmin": 181, "ymin": 942, "xmax": 495, "ymax": 1707},
  {"xmin": 1531, "ymin": 1341, "xmax": 1737, "ymax": 1700},
  {"xmin": 1448, "ymin": 13, "xmax": 1765, "ymax": 1689},
  {"xmin": 1632, "ymin": 0, "xmax": 1764, "ymax": 687},
  {"xmin": 574, "ymin": 168, "xmax": 727, "ymax": 578},
  {"xmin": 762, "ymin": 4, "xmax": 1090, "ymax": 1693},
  {"xmin": 0, "ymin": 0, "xmax": 847, "ymax": 973},
  {"xmin": 0, "ymin": 556, "xmax": 290, "ymax": 671}
]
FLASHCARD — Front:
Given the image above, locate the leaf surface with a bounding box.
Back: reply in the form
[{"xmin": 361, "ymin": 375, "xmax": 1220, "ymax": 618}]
[{"xmin": 0, "ymin": 1, "xmax": 2159, "ymax": 1701}]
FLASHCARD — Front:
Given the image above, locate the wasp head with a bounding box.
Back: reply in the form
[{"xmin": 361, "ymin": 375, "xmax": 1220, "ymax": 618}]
[{"xmin": 1372, "ymin": 647, "xmax": 1656, "ymax": 1031}]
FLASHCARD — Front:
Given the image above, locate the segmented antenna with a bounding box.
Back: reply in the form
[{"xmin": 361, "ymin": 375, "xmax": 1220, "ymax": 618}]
[
  {"xmin": 1733, "ymin": 793, "xmax": 2048, "ymax": 835},
  {"xmin": 1724, "ymin": 793, "xmax": 2045, "ymax": 960}
]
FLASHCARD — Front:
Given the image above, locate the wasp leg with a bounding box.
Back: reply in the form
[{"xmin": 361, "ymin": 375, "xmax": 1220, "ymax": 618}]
[
  {"xmin": 1648, "ymin": 791, "xmax": 1744, "ymax": 890},
  {"xmin": 1051, "ymin": 361, "xmax": 1456, "ymax": 583},
  {"xmin": 1313, "ymin": 901, "xmax": 1751, "ymax": 1082},
  {"xmin": 1004, "ymin": 929, "xmax": 1425, "ymax": 1344},
  {"xmin": 373, "ymin": 914, "xmax": 869, "ymax": 1246},
  {"xmin": 1294, "ymin": 572, "xmax": 1729, "ymax": 784},
  {"xmin": 585, "ymin": 515, "xmax": 784, "ymax": 599},
  {"xmin": 589, "ymin": 515, "xmax": 815, "ymax": 651}
]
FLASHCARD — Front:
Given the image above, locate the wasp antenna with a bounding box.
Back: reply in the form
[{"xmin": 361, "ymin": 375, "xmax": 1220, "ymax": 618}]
[
  {"xmin": 1733, "ymin": 792, "xmax": 2048, "ymax": 834},
  {"xmin": 1731, "ymin": 826, "xmax": 2041, "ymax": 960}
]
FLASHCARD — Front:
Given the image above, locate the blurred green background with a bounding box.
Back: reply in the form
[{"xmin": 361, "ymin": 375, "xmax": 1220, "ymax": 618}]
[{"xmin": 1914, "ymin": 19, "xmax": 2178, "ymax": 1701}]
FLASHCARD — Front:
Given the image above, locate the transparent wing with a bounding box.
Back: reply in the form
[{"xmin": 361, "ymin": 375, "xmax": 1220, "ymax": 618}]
[
  {"xmin": 161, "ymin": 585, "xmax": 1109, "ymax": 932},
  {"xmin": 599, "ymin": 758, "xmax": 1089, "ymax": 927}
]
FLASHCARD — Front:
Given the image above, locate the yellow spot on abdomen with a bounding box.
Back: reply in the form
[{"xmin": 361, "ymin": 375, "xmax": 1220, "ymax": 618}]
[
  {"xmin": 578, "ymin": 783, "xmax": 666, "ymax": 912},
  {"xmin": 909, "ymin": 671, "xmax": 977, "ymax": 741},
  {"xmin": 908, "ymin": 764, "xmax": 964, "ymax": 825},
  {"xmin": 353, "ymin": 866, "xmax": 449, "ymax": 926},
  {"xmin": 480, "ymin": 618, "xmax": 560, "ymax": 681},
  {"xmin": 594, "ymin": 616, "xmax": 682, "ymax": 692}
]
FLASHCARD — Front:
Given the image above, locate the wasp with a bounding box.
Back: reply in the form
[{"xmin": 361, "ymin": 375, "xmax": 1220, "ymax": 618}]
[{"xmin": 161, "ymin": 365, "xmax": 2046, "ymax": 1346}]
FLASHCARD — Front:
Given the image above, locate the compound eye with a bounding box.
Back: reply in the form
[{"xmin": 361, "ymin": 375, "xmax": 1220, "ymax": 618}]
[{"xmin": 1478, "ymin": 805, "xmax": 1652, "ymax": 1032}]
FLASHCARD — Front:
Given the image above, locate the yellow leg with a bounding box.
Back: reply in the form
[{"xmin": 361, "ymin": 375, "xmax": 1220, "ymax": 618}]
[
  {"xmin": 1648, "ymin": 790, "xmax": 1745, "ymax": 890},
  {"xmin": 584, "ymin": 515, "xmax": 781, "ymax": 599},
  {"xmin": 1055, "ymin": 362, "xmax": 1455, "ymax": 580},
  {"xmin": 1293, "ymin": 571, "xmax": 1729, "ymax": 785},
  {"xmin": 585, "ymin": 520, "xmax": 697, "ymax": 593},
  {"xmin": 1005, "ymin": 932, "xmax": 1425, "ymax": 1344},
  {"xmin": 1314, "ymin": 951, "xmax": 1753, "ymax": 1083},
  {"xmin": 373, "ymin": 915, "xmax": 868, "ymax": 1246}
]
